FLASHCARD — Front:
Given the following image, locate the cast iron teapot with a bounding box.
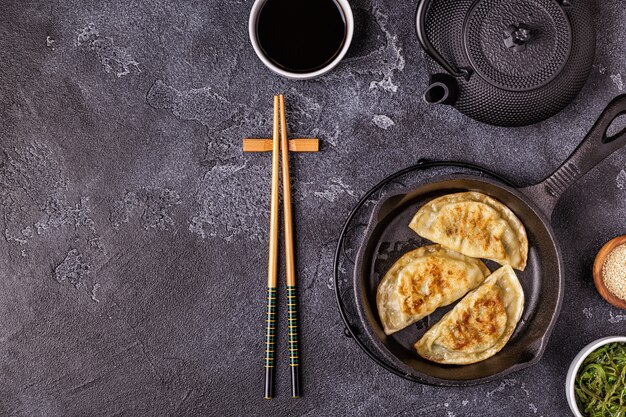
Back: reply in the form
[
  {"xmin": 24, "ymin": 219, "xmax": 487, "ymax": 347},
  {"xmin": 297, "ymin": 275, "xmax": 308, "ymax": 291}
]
[{"xmin": 415, "ymin": 0, "xmax": 596, "ymax": 127}]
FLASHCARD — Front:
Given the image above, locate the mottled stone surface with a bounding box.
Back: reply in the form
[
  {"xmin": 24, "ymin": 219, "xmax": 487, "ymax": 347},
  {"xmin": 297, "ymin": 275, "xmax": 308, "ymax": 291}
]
[{"xmin": 0, "ymin": 0, "xmax": 625, "ymax": 416}]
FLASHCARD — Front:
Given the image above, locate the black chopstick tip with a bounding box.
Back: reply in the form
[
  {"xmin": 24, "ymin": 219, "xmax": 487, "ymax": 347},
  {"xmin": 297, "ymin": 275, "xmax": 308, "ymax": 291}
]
[
  {"xmin": 290, "ymin": 365, "xmax": 300, "ymax": 398},
  {"xmin": 264, "ymin": 366, "xmax": 275, "ymax": 399}
]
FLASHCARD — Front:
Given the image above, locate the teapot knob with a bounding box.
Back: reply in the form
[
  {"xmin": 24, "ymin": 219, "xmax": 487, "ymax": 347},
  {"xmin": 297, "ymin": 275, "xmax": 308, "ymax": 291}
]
[{"xmin": 503, "ymin": 23, "xmax": 533, "ymax": 52}]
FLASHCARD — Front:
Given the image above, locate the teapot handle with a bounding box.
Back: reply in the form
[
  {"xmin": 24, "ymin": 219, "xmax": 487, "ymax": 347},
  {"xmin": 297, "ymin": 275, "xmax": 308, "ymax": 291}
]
[{"xmin": 415, "ymin": 0, "xmax": 471, "ymax": 80}]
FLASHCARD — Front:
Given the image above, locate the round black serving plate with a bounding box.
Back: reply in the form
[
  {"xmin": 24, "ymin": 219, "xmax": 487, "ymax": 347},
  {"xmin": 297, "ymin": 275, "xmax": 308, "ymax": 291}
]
[{"xmin": 333, "ymin": 160, "xmax": 515, "ymax": 385}]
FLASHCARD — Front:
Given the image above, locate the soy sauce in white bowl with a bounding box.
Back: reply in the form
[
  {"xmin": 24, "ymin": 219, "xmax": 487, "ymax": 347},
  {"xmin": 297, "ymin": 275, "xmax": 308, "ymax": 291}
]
[{"xmin": 256, "ymin": 0, "xmax": 347, "ymax": 73}]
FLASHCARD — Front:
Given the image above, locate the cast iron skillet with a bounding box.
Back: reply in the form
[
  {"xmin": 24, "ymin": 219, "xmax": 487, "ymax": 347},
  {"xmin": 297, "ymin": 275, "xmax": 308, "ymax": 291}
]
[{"xmin": 354, "ymin": 95, "xmax": 626, "ymax": 386}]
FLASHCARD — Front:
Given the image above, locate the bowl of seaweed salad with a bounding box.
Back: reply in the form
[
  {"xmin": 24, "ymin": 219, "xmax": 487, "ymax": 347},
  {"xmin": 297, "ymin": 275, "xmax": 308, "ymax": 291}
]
[{"xmin": 566, "ymin": 336, "xmax": 626, "ymax": 417}]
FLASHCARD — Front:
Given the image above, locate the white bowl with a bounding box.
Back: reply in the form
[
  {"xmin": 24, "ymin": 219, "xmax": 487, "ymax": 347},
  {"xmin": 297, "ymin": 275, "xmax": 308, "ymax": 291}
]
[
  {"xmin": 565, "ymin": 336, "xmax": 626, "ymax": 416},
  {"xmin": 248, "ymin": 0, "xmax": 354, "ymax": 80}
]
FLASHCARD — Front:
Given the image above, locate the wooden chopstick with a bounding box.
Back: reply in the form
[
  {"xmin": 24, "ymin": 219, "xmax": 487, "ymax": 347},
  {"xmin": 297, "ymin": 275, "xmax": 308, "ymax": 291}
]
[
  {"xmin": 278, "ymin": 94, "xmax": 301, "ymax": 398},
  {"xmin": 264, "ymin": 96, "xmax": 280, "ymax": 400}
]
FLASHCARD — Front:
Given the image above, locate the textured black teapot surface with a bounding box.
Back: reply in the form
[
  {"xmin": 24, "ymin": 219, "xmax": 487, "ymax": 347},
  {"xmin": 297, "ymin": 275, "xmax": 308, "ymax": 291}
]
[{"xmin": 416, "ymin": 0, "xmax": 596, "ymax": 127}]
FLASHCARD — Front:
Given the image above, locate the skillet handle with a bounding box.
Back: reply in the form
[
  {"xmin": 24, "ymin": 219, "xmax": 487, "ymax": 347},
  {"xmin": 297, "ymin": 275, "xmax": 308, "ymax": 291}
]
[{"xmin": 520, "ymin": 94, "xmax": 626, "ymax": 218}]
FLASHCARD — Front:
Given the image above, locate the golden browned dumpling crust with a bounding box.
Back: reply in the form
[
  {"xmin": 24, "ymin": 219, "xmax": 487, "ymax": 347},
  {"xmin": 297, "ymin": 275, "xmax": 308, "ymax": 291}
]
[
  {"xmin": 409, "ymin": 192, "xmax": 528, "ymax": 271},
  {"xmin": 376, "ymin": 245, "xmax": 490, "ymax": 335},
  {"xmin": 414, "ymin": 265, "xmax": 524, "ymax": 365}
]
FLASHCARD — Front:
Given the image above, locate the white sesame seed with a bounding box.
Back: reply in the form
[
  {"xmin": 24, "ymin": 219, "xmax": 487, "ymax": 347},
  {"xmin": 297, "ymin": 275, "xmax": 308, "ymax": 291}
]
[{"xmin": 602, "ymin": 243, "xmax": 626, "ymax": 301}]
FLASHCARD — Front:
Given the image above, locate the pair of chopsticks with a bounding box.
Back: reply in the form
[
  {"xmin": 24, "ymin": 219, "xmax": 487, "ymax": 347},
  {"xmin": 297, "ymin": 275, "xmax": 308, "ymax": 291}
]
[
  {"xmin": 264, "ymin": 94, "xmax": 301, "ymax": 399},
  {"xmin": 242, "ymin": 99, "xmax": 316, "ymax": 399},
  {"xmin": 243, "ymin": 97, "xmax": 317, "ymax": 398}
]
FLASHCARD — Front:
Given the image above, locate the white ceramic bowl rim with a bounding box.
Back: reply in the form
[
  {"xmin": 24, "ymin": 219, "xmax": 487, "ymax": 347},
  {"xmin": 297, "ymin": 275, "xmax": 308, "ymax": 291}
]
[
  {"xmin": 565, "ymin": 335, "xmax": 626, "ymax": 417},
  {"xmin": 248, "ymin": 0, "xmax": 354, "ymax": 80}
]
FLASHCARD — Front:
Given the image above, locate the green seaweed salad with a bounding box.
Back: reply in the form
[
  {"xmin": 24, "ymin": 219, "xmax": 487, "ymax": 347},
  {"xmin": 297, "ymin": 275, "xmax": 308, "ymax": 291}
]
[{"xmin": 575, "ymin": 342, "xmax": 626, "ymax": 417}]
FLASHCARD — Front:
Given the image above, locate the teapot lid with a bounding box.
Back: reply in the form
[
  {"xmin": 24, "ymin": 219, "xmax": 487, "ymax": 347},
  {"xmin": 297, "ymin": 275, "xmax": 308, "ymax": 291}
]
[{"xmin": 463, "ymin": 0, "xmax": 572, "ymax": 92}]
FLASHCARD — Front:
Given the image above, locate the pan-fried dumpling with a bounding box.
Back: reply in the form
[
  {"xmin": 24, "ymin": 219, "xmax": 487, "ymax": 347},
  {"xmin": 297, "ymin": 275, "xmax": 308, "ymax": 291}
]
[
  {"xmin": 414, "ymin": 265, "xmax": 524, "ymax": 365},
  {"xmin": 409, "ymin": 192, "xmax": 528, "ymax": 271},
  {"xmin": 377, "ymin": 245, "xmax": 490, "ymax": 335}
]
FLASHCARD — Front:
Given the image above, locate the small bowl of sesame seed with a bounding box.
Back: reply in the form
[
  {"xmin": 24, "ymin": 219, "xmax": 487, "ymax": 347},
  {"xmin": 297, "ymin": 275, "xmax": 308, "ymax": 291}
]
[{"xmin": 593, "ymin": 235, "xmax": 626, "ymax": 310}]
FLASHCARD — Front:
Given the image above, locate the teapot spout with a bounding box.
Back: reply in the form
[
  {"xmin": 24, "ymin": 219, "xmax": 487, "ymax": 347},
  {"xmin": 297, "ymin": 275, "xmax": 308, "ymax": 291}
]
[{"xmin": 423, "ymin": 73, "xmax": 458, "ymax": 105}]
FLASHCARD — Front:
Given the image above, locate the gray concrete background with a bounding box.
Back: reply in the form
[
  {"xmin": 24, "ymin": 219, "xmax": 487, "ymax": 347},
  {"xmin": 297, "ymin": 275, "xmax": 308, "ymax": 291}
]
[{"xmin": 0, "ymin": 0, "xmax": 625, "ymax": 416}]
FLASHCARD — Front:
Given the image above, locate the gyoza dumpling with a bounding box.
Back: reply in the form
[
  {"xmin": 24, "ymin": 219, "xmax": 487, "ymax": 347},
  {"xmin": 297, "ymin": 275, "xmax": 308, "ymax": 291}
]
[
  {"xmin": 414, "ymin": 265, "xmax": 524, "ymax": 365},
  {"xmin": 376, "ymin": 245, "xmax": 490, "ymax": 335},
  {"xmin": 409, "ymin": 192, "xmax": 528, "ymax": 270}
]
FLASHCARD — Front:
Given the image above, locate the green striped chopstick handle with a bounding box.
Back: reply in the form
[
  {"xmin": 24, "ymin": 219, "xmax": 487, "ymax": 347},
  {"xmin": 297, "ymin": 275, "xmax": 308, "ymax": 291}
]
[
  {"xmin": 287, "ymin": 285, "xmax": 300, "ymax": 398},
  {"xmin": 264, "ymin": 287, "xmax": 277, "ymax": 399}
]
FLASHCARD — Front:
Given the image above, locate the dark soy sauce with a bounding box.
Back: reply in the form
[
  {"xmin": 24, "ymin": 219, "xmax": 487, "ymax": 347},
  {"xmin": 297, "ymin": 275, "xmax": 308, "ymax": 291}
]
[{"xmin": 257, "ymin": 0, "xmax": 346, "ymax": 73}]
